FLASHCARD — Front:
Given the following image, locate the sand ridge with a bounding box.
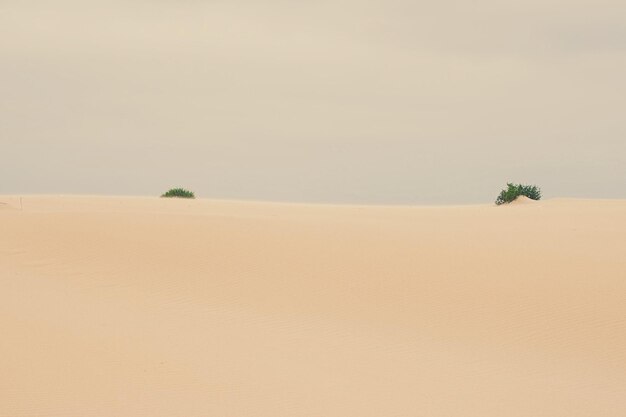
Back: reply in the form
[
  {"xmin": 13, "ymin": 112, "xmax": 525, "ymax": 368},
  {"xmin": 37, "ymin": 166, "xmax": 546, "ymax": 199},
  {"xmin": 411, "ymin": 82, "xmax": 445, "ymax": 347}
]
[
  {"xmin": 1, "ymin": 195, "xmax": 626, "ymax": 416},
  {"xmin": 0, "ymin": 197, "xmax": 21, "ymax": 210}
]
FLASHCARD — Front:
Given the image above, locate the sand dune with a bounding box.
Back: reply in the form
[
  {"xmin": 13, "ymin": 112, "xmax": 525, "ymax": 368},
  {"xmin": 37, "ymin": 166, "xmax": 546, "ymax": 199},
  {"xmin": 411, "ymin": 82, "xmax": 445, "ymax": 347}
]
[{"xmin": 1, "ymin": 195, "xmax": 625, "ymax": 416}]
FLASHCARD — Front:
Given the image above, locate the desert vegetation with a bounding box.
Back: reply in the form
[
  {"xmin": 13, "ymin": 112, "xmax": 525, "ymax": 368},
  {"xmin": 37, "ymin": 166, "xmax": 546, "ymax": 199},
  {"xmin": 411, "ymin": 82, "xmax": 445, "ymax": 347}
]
[
  {"xmin": 161, "ymin": 188, "xmax": 195, "ymax": 199},
  {"xmin": 495, "ymin": 183, "xmax": 541, "ymax": 205}
]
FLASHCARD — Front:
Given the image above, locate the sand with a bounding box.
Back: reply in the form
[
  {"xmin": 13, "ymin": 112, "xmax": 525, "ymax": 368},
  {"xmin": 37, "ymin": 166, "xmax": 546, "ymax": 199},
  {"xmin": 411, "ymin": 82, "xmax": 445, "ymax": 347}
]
[{"xmin": 1, "ymin": 195, "xmax": 625, "ymax": 416}]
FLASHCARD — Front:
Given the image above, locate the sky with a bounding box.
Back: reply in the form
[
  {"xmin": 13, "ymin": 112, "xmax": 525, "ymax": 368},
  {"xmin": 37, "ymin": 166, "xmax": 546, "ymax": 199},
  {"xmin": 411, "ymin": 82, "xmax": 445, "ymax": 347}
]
[{"xmin": 1, "ymin": 0, "xmax": 625, "ymax": 204}]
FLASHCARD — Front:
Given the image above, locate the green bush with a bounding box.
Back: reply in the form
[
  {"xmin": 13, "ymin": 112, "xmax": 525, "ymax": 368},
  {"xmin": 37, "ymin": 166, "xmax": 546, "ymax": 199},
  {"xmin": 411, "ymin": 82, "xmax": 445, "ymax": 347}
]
[
  {"xmin": 495, "ymin": 183, "xmax": 541, "ymax": 205},
  {"xmin": 161, "ymin": 188, "xmax": 195, "ymax": 199}
]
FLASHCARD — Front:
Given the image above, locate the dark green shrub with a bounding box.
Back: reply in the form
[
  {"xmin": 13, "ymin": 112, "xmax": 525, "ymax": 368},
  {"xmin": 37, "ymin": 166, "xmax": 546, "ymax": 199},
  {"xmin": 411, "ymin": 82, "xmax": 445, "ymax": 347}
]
[
  {"xmin": 495, "ymin": 183, "xmax": 541, "ymax": 205},
  {"xmin": 161, "ymin": 188, "xmax": 195, "ymax": 199}
]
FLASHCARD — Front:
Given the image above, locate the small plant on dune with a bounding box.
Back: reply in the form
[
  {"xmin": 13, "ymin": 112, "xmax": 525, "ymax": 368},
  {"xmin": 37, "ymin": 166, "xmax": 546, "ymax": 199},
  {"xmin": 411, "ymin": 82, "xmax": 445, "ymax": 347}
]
[
  {"xmin": 495, "ymin": 183, "xmax": 541, "ymax": 205},
  {"xmin": 161, "ymin": 188, "xmax": 195, "ymax": 199}
]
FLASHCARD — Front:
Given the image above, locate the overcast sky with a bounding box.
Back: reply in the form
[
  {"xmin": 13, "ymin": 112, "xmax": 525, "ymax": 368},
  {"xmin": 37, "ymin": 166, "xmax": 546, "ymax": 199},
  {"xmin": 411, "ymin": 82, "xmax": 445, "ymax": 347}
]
[{"xmin": 1, "ymin": 0, "xmax": 625, "ymax": 203}]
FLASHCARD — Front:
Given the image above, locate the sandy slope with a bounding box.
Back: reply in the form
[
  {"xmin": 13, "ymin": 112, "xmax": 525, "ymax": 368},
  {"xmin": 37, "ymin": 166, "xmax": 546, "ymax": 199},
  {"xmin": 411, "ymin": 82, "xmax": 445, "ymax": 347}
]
[{"xmin": 1, "ymin": 195, "xmax": 625, "ymax": 416}]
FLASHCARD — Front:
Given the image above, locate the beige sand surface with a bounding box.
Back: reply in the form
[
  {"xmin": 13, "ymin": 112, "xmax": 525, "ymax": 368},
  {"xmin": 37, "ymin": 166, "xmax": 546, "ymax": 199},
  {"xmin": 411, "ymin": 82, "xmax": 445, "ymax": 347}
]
[{"xmin": 1, "ymin": 195, "xmax": 625, "ymax": 416}]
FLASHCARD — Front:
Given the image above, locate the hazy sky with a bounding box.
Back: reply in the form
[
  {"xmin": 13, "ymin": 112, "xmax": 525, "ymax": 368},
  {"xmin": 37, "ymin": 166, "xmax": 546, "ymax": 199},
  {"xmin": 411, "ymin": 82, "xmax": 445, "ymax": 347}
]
[{"xmin": 2, "ymin": 0, "xmax": 625, "ymax": 203}]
